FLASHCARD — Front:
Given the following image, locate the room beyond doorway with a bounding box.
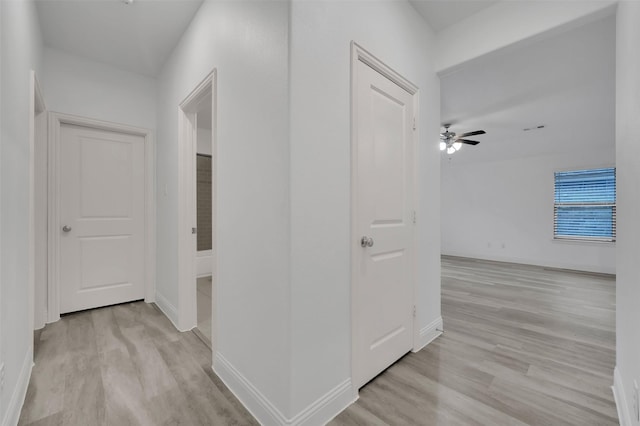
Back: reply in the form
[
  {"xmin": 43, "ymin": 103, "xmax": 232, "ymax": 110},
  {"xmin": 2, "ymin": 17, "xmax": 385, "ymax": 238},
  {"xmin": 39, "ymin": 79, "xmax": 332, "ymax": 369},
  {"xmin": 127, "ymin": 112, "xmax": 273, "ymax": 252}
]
[
  {"xmin": 195, "ymin": 276, "xmax": 212, "ymax": 347},
  {"xmin": 332, "ymin": 256, "xmax": 617, "ymax": 425}
]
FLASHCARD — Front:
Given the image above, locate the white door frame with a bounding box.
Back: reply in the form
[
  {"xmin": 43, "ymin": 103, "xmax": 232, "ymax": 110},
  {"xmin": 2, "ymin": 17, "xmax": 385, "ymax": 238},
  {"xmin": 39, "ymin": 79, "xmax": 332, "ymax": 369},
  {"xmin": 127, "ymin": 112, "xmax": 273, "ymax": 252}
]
[
  {"xmin": 29, "ymin": 70, "xmax": 46, "ymax": 333},
  {"xmin": 350, "ymin": 42, "xmax": 420, "ymax": 390},
  {"xmin": 177, "ymin": 70, "xmax": 216, "ymax": 345},
  {"xmin": 47, "ymin": 112, "xmax": 156, "ymax": 322}
]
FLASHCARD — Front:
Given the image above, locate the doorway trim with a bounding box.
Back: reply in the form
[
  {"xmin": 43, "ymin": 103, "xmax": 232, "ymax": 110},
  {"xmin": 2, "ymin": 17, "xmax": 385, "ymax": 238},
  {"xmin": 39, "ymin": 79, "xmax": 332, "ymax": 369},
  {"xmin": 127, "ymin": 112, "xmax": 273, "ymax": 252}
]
[
  {"xmin": 29, "ymin": 70, "xmax": 46, "ymax": 333},
  {"xmin": 46, "ymin": 112, "xmax": 155, "ymax": 322},
  {"xmin": 350, "ymin": 42, "xmax": 420, "ymax": 390},
  {"xmin": 177, "ymin": 69, "xmax": 217, "ymax": 347}
]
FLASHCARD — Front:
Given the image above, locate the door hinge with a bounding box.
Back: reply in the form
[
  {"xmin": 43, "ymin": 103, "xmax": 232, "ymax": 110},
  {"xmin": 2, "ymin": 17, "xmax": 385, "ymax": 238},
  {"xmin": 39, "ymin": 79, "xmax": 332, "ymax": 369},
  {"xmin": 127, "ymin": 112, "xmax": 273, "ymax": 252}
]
[
  {"xmin": 413, "ymin": 210, "xmax": 417, "ymax": 224},
  {"xmin": 413, "ymin": 306, "xmax": 416, "ymax": 317},
  {"xmin": 413, "ymin": 117, "xmax": 416, "ymax": 131},
  {"xmin": 192, "ymin": 227, "xmax": 197, "ymax": 234}
]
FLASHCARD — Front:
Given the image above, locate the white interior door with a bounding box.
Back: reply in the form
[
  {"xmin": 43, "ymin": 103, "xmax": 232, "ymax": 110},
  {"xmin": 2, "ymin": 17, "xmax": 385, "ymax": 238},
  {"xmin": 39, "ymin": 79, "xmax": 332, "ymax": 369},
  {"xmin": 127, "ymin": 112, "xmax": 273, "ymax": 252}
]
[
  {"xmin": 354, "ymin": 60, "xmax": 415, "ymax": 388},
  {"xmin": 59, "ymin": 123, "xmax": 145, "ymax": 314}
]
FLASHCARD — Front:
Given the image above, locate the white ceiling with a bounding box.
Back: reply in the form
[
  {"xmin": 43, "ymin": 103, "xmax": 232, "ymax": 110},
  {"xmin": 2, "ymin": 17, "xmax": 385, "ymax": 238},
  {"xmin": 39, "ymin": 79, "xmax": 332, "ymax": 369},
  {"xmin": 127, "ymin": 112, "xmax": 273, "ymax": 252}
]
[
  {"xmin": 35, "ymin": 0, "xmax": 498, "ymax": 77},
  {"xmin": 34, "ymin": 1, "xmax": 615, "ymax": 165},
  {"xmin": 36, "ymin": 0, "xmax": 203, "ymax": 77},
  {"xmin": 439, "ymin": 15, "xmax": 615, "ymax": 164},
  {"xmin": 409, "ymin": 0, "xmax": 499, "ymax": 33}
]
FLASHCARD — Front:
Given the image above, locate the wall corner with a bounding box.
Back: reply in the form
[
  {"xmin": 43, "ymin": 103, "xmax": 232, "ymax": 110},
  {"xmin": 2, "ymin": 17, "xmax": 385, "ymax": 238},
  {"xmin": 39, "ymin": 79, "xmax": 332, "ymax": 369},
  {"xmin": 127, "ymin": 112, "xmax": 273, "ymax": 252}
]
[{"xmin": 613, "ymin": 366, "xmax": 632, "ymax": 426}]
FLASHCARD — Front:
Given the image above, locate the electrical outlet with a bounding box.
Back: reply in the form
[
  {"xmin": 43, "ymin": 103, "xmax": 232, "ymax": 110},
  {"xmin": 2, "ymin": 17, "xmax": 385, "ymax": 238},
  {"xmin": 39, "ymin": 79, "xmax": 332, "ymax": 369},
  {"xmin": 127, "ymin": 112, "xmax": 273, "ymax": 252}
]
[{"xmin": 632, "ymin": 380, "xmax": 639, "ymax": 421}]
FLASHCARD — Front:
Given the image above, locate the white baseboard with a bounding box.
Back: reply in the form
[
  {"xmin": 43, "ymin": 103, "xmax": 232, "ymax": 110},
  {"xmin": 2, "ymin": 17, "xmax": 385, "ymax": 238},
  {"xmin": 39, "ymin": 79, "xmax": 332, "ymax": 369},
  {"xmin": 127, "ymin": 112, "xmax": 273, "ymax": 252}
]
[
  {"xmin": 413, "ymin": 316, "xmax": 443, "ymax": 353},
  {"xmin": 213, "ymin": 353, "xmax": 356, "ymax": 425},
  {"xmin": 34, "ymin": 313, "xmax": 46, "ymax": 331},
  {"xmin": 613, "ymin": 366, "xmax": 631, "ymax": 426},
  {"xmin": 34, "ymin": 306, "xmax": 46, "ymax": 330},
  {"xmin": 290, "ymin": 378, "xmax": 355, "ymax": 426},
  {"xmin": 441, "ymin": 251, "xmax": 615, "ymax": 275},
  {"xmin": 196, "ymin": 250, "xmax": 212, "ymax": 278},
  {"xmin": 214, "ymin": 352, "xmax": 286, "ymax": 425},
  {"xmin": 2, "ymin": 347, "xmax": 33, "ymax": 426},
  {"xmin": 154, "ymin": 292, "xmax": 179, "ymax": 331}
]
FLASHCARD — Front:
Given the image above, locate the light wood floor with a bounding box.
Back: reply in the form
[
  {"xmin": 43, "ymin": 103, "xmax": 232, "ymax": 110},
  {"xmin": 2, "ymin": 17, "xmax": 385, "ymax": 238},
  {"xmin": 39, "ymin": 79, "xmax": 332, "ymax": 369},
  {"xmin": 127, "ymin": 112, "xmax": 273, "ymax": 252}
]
[
  {"xmin": 331, "ymin": 256, "xmax": 617, "ymax": 425},
  {"xmin": 18, "ymin": 302, "xmax": 258, "ymax": 425},
  {"xmin": 20, "ymin": 257, "xmax": 617, "ymax": 425}
]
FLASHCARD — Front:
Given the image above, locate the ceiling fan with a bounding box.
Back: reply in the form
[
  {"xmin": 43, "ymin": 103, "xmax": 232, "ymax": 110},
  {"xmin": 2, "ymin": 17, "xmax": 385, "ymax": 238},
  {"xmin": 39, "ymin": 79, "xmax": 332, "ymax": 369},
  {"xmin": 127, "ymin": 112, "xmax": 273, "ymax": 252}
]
[{"xmin": 439, "ymin": 124, "xmax": 486, "ymax": 154}]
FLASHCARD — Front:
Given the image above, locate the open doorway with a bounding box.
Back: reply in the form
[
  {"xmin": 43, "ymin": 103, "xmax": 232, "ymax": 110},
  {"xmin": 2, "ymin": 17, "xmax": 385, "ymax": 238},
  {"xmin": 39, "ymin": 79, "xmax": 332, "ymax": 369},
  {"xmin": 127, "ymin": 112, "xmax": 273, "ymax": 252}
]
[
  {"xmin": 435, "ymin": 13, "xmax": 617, "ymax": 424},
  {"xmin": 195, "ymin": 96, "xmax": 213, "ymax": 346},
  {"xmin": 177, "ymin": 70, "xmax": 216, "ymax": 351}
]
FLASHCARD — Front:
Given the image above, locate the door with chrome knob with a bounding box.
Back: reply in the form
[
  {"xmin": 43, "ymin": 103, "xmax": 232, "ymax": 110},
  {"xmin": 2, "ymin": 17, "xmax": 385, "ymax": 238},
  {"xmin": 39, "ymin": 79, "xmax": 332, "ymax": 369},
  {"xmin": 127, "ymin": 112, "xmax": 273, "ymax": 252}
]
[
  {"xmin": 352, "ymin": 57, "xmax": 416, "ymax": 389},
  {"xmin": 57, "ymin": 123, "xmax": 146, "ymax": 315},
  {"xmin": 360, "ymin": 236, "xmax": 374, "ymax": 248}
]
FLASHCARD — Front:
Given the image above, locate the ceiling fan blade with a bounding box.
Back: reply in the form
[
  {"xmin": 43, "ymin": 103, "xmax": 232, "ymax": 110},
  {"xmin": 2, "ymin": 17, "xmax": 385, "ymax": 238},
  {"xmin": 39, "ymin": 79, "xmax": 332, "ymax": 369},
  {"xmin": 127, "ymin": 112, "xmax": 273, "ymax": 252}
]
[
  {"xmin": 459, "ymin": 130, "xmax": 486, "ymax": 137},
  {"xmin": 458, "ymin": 139, "xmax": 480, "ymax": 145}
]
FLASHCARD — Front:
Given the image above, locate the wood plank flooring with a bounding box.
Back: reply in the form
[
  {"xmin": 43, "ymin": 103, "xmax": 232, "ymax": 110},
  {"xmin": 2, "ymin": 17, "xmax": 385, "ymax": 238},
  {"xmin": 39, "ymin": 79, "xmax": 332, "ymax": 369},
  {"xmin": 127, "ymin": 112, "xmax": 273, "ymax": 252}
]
[
  {"xmin": 18, "ymin": 302, "xmax": 257, "ymax": 426},
  {"xmin": 20, "ymin": 256, "xmax": 617, "ymax": 425},
  {"xmin": 330, "ymin": 256, "xmax": 617, "ymax": 425}
]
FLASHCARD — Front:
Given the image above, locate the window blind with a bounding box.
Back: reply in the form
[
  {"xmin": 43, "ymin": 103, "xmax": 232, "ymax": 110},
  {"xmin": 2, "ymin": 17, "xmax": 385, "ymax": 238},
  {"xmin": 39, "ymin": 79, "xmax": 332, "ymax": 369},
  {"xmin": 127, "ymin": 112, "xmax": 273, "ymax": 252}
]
[{"xmin": 554, "ymin": 167, "xmax": 616, "ymax": 241}]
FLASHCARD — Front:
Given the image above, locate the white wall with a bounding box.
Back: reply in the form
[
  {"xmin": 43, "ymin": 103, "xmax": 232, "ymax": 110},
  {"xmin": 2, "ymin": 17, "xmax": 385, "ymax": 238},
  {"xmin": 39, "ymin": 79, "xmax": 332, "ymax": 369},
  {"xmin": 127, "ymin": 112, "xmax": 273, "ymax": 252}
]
[
  {"xmin": 289, "ymin": 0, "xmax": 441, "ymax": 419},
  {"xmin": 0, "ymin": 0, "xmax": 3, "ymax": 414},
  {"xmin": 614, "ymin": 2, "xmax": 640, "ymax": 425},
  {"xmin": 196, "ymin": 128, "xmax": 212, "ymax": 156},
  {"xmin": 0, "ymin": 0, "xmax": 3, "ymax": 416},
  {"xmin": 0, "ymin": 0, "xmax": 43, "ymax": 424},
  {"xmin": 156, "ymin": 1, "xmax": 441, "ymax": 423},
  {"xmin": 155, "ymin": 0, "xmax": 292, "ymax": 419},
  {"xmin": 42, "ymin": 48, "xmax": 156, "ymax": 130},
  {"xmin": 441, "ymin": 150, "xmax": 616, "ymax": 274}
]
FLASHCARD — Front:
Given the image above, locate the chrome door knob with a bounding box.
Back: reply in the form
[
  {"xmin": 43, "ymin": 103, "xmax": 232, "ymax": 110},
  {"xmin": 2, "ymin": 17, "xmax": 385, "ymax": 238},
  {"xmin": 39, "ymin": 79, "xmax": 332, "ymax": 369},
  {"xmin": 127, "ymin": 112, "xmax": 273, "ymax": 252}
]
[
  {"xmin": 62, "ymin": 225, "xmax": 72, "ymax": 232},
  {"xmin": 360, "ymin": 236, "xmax": 374, "ymax": 247}
]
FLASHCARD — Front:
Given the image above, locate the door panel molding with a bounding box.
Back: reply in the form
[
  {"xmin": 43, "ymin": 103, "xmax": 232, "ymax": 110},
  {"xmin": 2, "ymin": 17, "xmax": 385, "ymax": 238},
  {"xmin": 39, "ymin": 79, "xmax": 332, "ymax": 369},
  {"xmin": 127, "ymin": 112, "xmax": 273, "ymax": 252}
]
[
  {"xmin": 352, "ymin": 43, "xmax": 418, "ymax": 97},
  {"xmin": 47, "ymin": 112, "xmax": 155, "ymax": 322},
  {"xmin": 350, "ymin": 42, "xmax": 420, "ymax": 390}
]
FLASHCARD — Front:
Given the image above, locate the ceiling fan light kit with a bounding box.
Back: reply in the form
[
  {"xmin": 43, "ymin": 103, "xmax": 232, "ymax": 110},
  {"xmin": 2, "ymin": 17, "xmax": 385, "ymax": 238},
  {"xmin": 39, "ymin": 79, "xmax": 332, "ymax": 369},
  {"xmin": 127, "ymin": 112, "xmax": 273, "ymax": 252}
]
[{"xmin": 439, "ymin": 123, "xmax": 486, "ymax": 155}]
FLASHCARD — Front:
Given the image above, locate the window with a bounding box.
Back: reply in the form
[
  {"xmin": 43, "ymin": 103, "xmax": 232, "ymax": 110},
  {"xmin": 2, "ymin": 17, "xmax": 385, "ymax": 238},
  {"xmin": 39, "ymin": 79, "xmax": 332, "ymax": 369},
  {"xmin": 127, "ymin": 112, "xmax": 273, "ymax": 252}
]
[{"xmin": 554, "ymin": 167, "xmax": 616, "ymax": 242}]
